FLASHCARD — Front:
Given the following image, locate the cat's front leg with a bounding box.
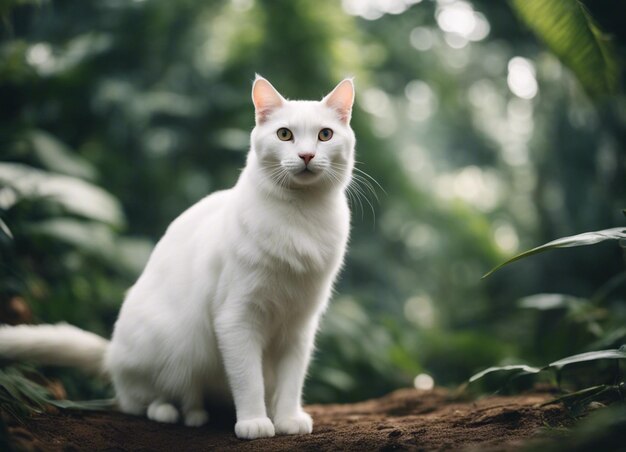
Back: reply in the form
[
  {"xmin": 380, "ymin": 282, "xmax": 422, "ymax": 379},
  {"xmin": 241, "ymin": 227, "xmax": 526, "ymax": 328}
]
[
  {"xmin": 270, "ymin": 322, "xmax": 317, "ymax": 435},
  {"xmin": 215, "ymin": 307, "xmax": 275, "ymax": 440}
]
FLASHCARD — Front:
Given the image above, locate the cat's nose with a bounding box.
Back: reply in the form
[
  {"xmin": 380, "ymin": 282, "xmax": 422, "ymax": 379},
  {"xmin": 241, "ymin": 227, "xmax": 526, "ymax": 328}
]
[{"xmin": 298, "ymin": 153, "xmax": 315, "ymax": 165}]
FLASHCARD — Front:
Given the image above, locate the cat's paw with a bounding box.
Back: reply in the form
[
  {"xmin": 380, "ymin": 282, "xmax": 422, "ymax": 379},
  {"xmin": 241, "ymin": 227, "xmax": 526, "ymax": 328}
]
[
  {"xmin": 147, "ymin": 401, "xmax": 180, "ymax": 424},
  {"xmin": 234, "ymin": 417, "xmax": 275, "ymax": 440},
  {"xmin": 184, "ymin": 409, "xmax": 209, "ymax": 427},
  {"xmin": 274, "ymin": 412, "xmax": 313, "ymax": 435}
]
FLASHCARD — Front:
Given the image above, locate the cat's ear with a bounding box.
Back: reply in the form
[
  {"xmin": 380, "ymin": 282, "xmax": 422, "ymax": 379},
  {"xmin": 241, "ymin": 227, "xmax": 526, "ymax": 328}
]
[
  {"xmin": 252, "ymin": 75, "xmax": 285, "ymax": 124},
  {"xmin": 323, "ymin": 79, "xmax": 355, "ymax": 124}
]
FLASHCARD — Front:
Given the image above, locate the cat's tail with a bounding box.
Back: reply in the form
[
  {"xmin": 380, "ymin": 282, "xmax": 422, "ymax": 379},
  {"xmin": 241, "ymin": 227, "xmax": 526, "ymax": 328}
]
[{"xmin": 0, "ymin": 323, "xmax": 109, "ymax": 375}]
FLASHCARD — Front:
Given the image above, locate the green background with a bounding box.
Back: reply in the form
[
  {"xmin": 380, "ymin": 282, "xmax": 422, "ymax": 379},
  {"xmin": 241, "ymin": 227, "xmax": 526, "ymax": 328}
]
[{"xmin": 1, "ymin": 0, "xmax": 625, "ymax": 404}]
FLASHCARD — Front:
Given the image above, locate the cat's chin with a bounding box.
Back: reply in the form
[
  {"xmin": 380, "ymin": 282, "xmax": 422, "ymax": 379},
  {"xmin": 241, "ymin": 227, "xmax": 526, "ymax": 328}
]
[{"xmin": 289, "ymin": 169, "xmax": 325, "ymax": 187}]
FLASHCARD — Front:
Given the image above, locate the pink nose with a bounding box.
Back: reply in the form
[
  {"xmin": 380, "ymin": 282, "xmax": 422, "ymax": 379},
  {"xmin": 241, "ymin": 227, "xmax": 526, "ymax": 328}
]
[{"xmin": 298, "ymin": 153, "xmax": 315, "ymax": 165}]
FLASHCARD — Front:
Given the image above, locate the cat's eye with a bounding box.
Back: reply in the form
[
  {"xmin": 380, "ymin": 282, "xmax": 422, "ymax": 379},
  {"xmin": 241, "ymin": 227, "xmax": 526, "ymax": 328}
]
[
  {"xmin": 277, "ymin": 128, "xmax": 293, "ymax": 141},
  {"xmin": 318, "ymin": 128, "xmax": 333, "ymax": 142}
]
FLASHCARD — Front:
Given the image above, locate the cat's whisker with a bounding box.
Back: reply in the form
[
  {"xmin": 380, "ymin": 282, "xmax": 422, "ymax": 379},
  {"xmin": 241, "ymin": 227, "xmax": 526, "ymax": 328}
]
[
  {"xmin": 278, "ymin": 168, "xmax": 291, "ymax": 190},
  {"xmin": 334, "ymin": 163, "xmax": 385, "ymax": 196},
  {"xmin": 343, "ymin": 181, "xmax": 360, "ymax": 213},
  {"xmin": 349, "ymin": 177, "xmax": 376, "ymax": 222},
  {"xmin": 265, "ymin": 165, "xmax": 295, "ymax": 195},
  {"xmin": 273, "ymin": 169, "xmax": 285, "ymax": 186},
  {"xmin": 324, "ymin": 167, "xmax": 345, "ymax": 191},
  {"xmin": 339, "ymin": 171, "xmax": 366, "ymax": 219},
  {"xmin": 267, "ymin": 167, "xmax": 286, "ymax": 188},
  {"xmin": 326, "ymin": 163, "xmax": 378, "ymax": 223},
  {"xmin": 323, "ymin": 166, "xmax": 346, "ymax": 191},
  {"xmin": 351, "ymin": 174, "xmax": 379, "ymax": 202},
  {"xmin": 353, "ymin": 169, "xmax": 385, "ymax": 196},
  {"xmin": 327, "ymin": 164, "xmax": 361, "ymax": 214},
  {"xmin": 349, "ymin": 183, "xmax": 368, "ymax": 220}
]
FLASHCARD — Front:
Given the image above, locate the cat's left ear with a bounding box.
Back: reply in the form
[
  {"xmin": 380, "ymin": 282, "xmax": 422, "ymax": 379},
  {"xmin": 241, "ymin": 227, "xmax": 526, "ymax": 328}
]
[
  {"xmin": 252, "ymin": 75, "xmax": 285, "ymax": 124},
  {"xmin": 323, "ymin": 79, "xmax": 355, "ymax": 124}
]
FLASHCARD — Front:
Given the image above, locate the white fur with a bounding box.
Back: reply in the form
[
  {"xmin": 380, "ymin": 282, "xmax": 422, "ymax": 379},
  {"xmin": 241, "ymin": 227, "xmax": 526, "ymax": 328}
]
[
  {"xmin": 0, "ymin": 323, "xmax": 108, "ymax": 374},
  {"xmin": 0, "ymin": 76, "xmax": 355, "ymax": 440}
]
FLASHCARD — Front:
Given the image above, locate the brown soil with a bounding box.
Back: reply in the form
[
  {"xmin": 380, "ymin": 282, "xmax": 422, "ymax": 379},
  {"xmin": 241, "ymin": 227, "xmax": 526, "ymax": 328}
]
[{"xmin": 6, "ymin": 388, "xmax": 571, "ymax": 451}]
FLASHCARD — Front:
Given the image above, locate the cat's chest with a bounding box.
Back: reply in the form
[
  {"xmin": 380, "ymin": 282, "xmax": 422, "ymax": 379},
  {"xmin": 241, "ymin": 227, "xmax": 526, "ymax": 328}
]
[{"xmin": 235, "ymin": 196, "xmax": 349, "ymax": 274}]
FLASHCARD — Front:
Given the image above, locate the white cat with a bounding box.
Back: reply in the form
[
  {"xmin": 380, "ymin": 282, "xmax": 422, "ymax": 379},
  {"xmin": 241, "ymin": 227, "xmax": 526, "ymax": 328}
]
[{"xmin": 0, "ymin": 76, "xmax": 355, "ymax": 440}]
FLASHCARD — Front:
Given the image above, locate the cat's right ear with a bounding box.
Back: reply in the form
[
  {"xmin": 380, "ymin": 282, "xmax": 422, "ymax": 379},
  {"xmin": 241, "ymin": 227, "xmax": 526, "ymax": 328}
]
[
  {"xmin": 322, "ymin": 78, "xmax": 355, "ymax": 124},
  {"xmin": 252, "ymin": 75, "xmax": 285, "ymax": 124}
]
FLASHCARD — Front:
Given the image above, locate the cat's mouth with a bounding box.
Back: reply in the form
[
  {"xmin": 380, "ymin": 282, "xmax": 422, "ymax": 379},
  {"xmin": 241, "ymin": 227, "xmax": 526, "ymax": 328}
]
[
  {"xmin": 301, "ymin": 168, "xmax": 322, "ymax": 179},
  {"xmin": 290, "ymin": 166, "xmax": 324, "ymax": 186}
]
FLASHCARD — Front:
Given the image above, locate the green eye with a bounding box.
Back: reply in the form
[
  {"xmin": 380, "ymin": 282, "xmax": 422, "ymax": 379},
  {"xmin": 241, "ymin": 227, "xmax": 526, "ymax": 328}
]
[
  {"xmin": 277, "ymin": 128, "xmax": 293, "ymax": 141},
  {"xmin": 318, "ymin": 128, "xmax": 333, "ymax": 141}
]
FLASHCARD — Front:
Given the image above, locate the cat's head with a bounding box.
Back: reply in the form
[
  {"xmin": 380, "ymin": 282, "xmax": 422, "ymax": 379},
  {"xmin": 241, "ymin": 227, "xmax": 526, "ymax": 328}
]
[{"xmin": 250, "ymin": 75, "xmax": 355, "ymax": 192}]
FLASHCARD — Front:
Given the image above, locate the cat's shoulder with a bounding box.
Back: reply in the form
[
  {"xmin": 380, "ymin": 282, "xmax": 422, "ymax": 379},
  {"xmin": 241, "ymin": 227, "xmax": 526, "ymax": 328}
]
[{"xmin": 166, "ymin": 189, "xmax": 232, "ymax": 233}]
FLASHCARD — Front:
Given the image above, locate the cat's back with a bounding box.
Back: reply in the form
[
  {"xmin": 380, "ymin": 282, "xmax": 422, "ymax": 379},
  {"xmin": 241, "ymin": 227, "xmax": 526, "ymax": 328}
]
[
  {"xmin": 166, "ymin": 188, "xmax": 231, "ymax": 235},
  {"xmin": 125, "ymin": 188, "xmax": 233, "ymax": 295},
  {"xmin": 114, "ymin": 188, "xmax": 232, "ymax": 322}
]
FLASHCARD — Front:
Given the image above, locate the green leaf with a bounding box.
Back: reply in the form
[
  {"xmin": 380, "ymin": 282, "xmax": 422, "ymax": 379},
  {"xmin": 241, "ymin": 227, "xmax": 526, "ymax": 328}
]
[
  {"xmin": 518, "ymin": 293, "xmax": 586, "ymax": 311},
  {"xmin": 26, "ymin": 218, "xmax": 151, "ymax": 274},
  {"xmin": 470, "ymin": 348, "xmax": 626, "ymax": 381},
  {"xmin": 0, "ymin": 163, "xmax": 124, "ymax": 226},
  {"xmin": 588, "ymin": 327, "xmax": 626, "ymax": 350},
  {"xmin": 0, "ymin": 365, "xmax": 52, "ymax": 417},
  {"xmin": 469, "ymin": 364, "xmax": 541, "ymax": 383},
  {"xmin": 0, "ymin": 364, "xmax": 115, "ymax": 419},
  {"xmin": 26, "ymin": 219, "xmax": 118, "ymax": 260},
  {"xmin": 0, "ymin": 217, "xmax": 13, "ymax": 239},
  {"xmin": 541, "ymin": 384, "xmax": 616, "ymax": 417},
  {"xmin": 483, "ymin": 227, "xmax": 626, "ymax": 278},
  {"xmin": 548, "ymin": 348, "xmax": 626, "ymax": 369},
  {"xmin": 510, "ymin": 0, "xmax": 621, "ymax": 98},
  {"xmin": 28, "ymin": 130, "xmax": 96, "ymax": 180},
  {"xmin": 48, "ymin": 398, "xmax": 116, "ymax": 411}
]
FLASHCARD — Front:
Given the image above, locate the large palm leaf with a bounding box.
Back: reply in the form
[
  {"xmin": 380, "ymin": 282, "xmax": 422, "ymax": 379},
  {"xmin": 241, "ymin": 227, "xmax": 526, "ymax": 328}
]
[{"xmin": 510, "ymin": 0, "xmax": 621, "ymax": 98}]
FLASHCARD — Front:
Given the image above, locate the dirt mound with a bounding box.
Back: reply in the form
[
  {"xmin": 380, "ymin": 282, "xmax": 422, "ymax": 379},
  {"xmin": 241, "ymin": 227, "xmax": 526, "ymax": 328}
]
[{"xmin": 6, "ymin": 388, "xmax": 570, "ymax": 451}]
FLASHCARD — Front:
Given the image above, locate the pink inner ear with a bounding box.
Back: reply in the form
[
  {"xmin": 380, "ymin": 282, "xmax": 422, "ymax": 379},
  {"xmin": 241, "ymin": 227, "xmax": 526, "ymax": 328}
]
[
  {"xmin": 323, "ymin": 79, "xmax": 355, "ymax": 123},
  {"xmin": 252, "ymin": 78, "xmax": 284, "ymax": 123}
]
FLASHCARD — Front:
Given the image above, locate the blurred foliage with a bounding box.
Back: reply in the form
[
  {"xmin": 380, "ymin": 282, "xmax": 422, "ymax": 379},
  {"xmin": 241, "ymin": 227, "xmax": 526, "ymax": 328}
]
[
  {"xmin": 0, "ymin": 364, "xmax": 53, "ymax": 419},
  {"xmin": 0, "ymin": 0, "xmax": 625, "ymax": 439},
  {"xmin": 484, "ymin": 224, "xmax": 626, "ymax": 277},
  {"xmin": 474, "ymin": 224, "xmax": 626, "ymax": 448},
  {"xmin": 532, "ymin": 403, "xmax": 626, "ymax": 451},
  {"xmin": 469, "ymin": 346, "xmax": 626, "ymax": 396},
  {"xmin": 510, "ymin": 0, "xmax": 621, "ymax": 98}
]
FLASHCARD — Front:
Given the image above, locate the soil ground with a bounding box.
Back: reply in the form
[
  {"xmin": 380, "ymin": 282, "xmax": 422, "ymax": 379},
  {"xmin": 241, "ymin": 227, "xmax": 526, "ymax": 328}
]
[{"xmin": 6, "ymin": 388, "xmax": 571, "ymax": 451}]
